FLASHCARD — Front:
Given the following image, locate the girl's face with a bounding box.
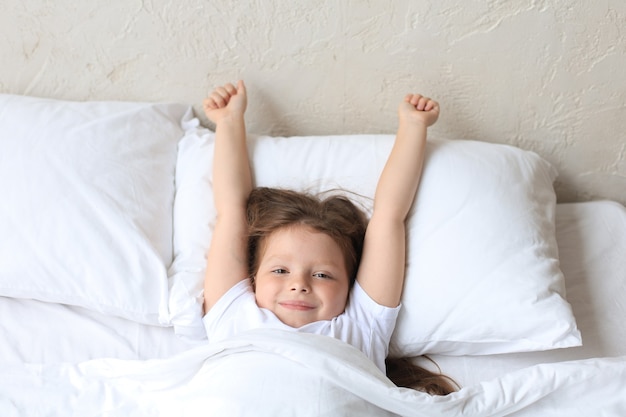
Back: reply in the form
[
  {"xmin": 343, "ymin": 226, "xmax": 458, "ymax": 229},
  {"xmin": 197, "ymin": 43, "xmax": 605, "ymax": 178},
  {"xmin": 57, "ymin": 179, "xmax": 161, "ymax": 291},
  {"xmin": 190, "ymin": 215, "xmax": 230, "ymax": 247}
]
[{"xmin": 254, "ymin": 225, "xmax": 350, "ymax": 328}]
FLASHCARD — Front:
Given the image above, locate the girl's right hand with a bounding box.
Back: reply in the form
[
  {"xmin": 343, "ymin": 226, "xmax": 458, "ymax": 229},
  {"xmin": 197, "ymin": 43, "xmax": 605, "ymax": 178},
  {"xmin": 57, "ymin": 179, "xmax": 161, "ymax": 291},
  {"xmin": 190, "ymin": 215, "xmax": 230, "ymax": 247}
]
[{"xmin": 203, "ymin": 80, "xmax": 247, "ymax": 124}]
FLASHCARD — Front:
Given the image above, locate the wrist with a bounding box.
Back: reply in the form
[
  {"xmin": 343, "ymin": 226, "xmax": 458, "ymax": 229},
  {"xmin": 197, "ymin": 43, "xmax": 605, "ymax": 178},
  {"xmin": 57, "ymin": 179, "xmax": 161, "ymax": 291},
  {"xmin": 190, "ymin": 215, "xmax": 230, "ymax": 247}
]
[
  {"xmin": 397, "ymin": 118, "xmax": 428, "ymax": 134},
  {"xmin": 214, "ymin": 113, "xmax": 245, "ymax": 128}
]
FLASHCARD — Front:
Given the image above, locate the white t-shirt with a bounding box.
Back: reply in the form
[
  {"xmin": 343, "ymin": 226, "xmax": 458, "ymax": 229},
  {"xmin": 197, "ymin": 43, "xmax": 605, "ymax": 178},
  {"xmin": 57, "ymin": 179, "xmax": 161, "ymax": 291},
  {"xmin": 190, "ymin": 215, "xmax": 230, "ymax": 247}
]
[{"xmin": 203, "ymin": 279, "xmax": 401, "ymax": 372}]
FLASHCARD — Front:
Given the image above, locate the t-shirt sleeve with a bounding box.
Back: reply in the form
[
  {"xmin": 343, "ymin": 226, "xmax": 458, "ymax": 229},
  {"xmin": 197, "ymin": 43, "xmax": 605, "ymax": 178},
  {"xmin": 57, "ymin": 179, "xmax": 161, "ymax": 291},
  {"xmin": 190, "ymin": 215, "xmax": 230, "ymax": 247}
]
[
  {"xmin": 202, "ymin": 279, "xmax": 256, "ymax": 343},
  {"xmin": 345, "ymin": 282, "xmax": 401, "ymax": 356}
]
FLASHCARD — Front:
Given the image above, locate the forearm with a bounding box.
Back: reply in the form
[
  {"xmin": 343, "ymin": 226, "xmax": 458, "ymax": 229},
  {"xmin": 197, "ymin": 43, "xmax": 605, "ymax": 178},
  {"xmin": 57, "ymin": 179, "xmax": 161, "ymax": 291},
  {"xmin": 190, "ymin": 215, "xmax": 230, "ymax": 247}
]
[
  {"xmin": 358, "ymin": 123, "xmax": 428, "ymax": 307},
  {"xmin": 212, "ymin": 115, "xmax": 252, "ymax": 215},
  {"xmin": 204, "ymin": 116, "xmax": 251, "ymax": 312},
  {"xmin": 356, "ymin": 94, "xmax": 437, "ymax": 307},
  {"xmin": 373, "ymin": 122, "xmax": 427, "ymax": 221},
  {"xmin": 202, "ymin": 81, "xmax": 252, "ymax": 312}
]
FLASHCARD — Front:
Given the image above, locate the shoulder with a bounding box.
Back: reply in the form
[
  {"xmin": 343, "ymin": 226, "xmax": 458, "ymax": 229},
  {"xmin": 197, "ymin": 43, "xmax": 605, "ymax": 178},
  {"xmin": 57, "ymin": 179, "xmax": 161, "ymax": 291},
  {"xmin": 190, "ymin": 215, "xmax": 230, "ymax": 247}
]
[
  {"xmin": 346, "ymin": 281, "xmax": 402, "ymax": 323},
  {"xmin": 322, "ymin": 283, "xmax": 401, "ymax": 372},
  {"xmin": 333, "ymin": 282, "xmax": 401, "ymax": 346},
  {"xmin": 202, "ymin": 279, "xmax": 255, "ymax": 339},
  {"xmin": 203, "ymin": 279, "xmax": 292, "ymax": 342},
  {"xmin": 206, "ymin": 278, "xmax": 253, "ymax": 316}
]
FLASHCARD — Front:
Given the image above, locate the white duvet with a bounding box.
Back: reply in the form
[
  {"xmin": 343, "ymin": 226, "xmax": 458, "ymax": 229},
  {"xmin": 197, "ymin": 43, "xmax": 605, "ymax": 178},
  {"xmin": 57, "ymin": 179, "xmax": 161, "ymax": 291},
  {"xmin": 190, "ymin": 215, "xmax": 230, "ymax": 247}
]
[{"xmin": 1, "ymin": 329, "xmax": 625, "ymax": 417}]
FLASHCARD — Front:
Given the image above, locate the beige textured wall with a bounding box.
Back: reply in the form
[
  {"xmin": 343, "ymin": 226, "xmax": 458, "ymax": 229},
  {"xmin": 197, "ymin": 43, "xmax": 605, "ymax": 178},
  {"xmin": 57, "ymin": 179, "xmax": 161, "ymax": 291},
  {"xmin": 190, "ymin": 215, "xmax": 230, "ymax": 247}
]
[{"xmin": 2, "ymin": 1, "xmax": 624, "ymax": 204}]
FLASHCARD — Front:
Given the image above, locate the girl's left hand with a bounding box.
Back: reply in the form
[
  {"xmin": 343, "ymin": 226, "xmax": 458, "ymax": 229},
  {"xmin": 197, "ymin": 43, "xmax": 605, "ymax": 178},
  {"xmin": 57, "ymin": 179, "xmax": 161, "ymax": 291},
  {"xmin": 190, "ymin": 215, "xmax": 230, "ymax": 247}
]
[{"xmin": 398, "ymin": 93, "xmax": 440, "ymax": 127}]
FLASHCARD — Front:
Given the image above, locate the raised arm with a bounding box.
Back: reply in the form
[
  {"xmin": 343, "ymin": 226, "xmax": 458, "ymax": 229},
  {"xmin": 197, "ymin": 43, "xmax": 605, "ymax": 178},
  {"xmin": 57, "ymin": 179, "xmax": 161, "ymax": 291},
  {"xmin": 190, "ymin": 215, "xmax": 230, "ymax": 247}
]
[
  {"xmin": 356, "ymin": 94, "xmax": 440, "ymax": 307},
  {"xmin": 203, "ymin": 81, "xmax": 252, "ymax": 313}
]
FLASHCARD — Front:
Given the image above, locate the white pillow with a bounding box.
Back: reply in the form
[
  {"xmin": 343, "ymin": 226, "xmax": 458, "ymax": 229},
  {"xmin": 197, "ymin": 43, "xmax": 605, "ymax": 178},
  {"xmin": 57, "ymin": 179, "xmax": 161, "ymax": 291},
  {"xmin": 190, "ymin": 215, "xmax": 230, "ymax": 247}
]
[
  {"xmin": 168, "ymin": 121, "xmax": 216, "ymax": 337},
  {"xmin": 171, "ymin": 127, "xmax": 582, "ymax": 355},
  {"xmin": 392, "ymin": 138, "xmax": 581, "ymax": 356},
  {"xmin": 0, "ymin": 94, "xmax": 192, "ymax": 325}
]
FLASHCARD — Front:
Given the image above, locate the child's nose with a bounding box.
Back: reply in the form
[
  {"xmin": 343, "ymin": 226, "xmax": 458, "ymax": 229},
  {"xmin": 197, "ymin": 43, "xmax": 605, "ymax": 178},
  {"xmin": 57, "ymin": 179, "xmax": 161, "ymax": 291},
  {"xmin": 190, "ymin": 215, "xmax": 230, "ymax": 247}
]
[{"xmin": 289, "ymin": 274, "xmax": 310, "ymax": 293}]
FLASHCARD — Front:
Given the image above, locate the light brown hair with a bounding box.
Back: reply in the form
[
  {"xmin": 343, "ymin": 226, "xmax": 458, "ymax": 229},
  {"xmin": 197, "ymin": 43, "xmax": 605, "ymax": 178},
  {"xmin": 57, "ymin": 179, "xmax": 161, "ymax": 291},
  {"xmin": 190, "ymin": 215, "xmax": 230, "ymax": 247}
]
[
  {"xmin": 246, "ymin": 187, "xmax": 367, "ymax": 285},
  {"xmin": 245, "ymin": 187, "xmax": 458, "ymax": 395}
]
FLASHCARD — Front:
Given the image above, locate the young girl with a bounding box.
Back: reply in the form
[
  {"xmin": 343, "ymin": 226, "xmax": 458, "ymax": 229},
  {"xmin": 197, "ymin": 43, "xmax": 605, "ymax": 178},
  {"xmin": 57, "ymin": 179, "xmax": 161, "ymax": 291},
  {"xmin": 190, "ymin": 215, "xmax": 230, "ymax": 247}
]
[{"xmin": 202, "ymin": 81, "xmax": 456, "ymax": 395}]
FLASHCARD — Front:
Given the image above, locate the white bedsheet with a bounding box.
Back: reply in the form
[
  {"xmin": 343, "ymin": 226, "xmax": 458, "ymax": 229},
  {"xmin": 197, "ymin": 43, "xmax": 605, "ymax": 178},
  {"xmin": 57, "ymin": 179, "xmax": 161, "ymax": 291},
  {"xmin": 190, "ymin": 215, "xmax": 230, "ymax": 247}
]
[
  {"xmin": 0, "ymin": 297, "xmax": 199, "ymax": 363},
  {"xmin": 1, "ymin": 329, "xmax": 625, "ymax": 416}
]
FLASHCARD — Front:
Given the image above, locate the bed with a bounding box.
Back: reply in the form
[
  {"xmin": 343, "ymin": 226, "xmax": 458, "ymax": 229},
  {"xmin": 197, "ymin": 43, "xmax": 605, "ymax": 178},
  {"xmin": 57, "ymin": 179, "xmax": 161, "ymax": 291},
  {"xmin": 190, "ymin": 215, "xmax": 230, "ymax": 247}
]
[{"xmin": 0, "ymin": 94, "xmax": 625, "ymax": 416}]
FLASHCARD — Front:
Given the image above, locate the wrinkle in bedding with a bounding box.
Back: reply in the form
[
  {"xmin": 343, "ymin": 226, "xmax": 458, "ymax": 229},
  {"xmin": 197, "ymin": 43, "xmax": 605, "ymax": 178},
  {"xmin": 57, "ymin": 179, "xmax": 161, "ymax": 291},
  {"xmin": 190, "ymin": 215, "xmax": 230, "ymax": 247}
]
[{"xmin": 1, "ymin": 330, "xmax": 625, "ymax": 416}]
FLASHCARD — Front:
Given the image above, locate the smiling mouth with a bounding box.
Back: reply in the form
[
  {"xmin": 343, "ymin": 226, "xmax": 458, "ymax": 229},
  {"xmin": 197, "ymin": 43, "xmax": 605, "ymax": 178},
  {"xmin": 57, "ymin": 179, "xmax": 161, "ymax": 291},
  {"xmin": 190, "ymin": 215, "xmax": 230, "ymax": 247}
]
[{"xmin": 279, "ymin": 301, "xmax": 315, "ymax": 311}]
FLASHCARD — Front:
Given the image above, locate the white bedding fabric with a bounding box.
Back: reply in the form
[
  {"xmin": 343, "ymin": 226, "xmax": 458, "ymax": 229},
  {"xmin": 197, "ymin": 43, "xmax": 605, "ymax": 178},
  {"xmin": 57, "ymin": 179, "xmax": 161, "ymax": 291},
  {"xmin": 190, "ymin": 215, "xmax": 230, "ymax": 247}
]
[
  {"xmin": 0, "ymin": 201, "xmax": 624, "ymax": 416},
  {"xmin": 0, "ymin": 95, "xmax": 194, "ymax": 325},
  {"xmin": 1, "ymin": 201, "xmax": 621, "ymax": 368},
  {"xmin": 431, "ymin": 200, "xmax": 626, "ymax": 388},
  {"xmin": 1, "ymin": 330, "xmax": 625, "ymax": 417}
]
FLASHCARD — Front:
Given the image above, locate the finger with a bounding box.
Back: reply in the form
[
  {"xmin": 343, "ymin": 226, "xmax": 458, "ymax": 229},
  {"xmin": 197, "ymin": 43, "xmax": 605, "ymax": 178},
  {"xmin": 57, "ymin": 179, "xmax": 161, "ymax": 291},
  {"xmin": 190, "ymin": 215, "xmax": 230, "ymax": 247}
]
[
  {"xmin": 215, "ymin": 86, "xmax": 232, "ymax": 100},
  {"xmin": 417, "ymin": 96, "xmax": 431, "ymax": 111},
  {"xmin": 237, "ymin": 80, "xmax": 246, "ymax": 96},
  {"xmin": 223, "ymin": 83, "xmax": 237, "ymax": 96},
  {"xmin": 424, "ymin": 100, "xmax": 439, "ymax": 112},
  {"xmin": 203, "ymin": 98, "xmax": 217, "ymax": 110},
  {"xmin": 408, "ymin": 94, "xmax": 423, "ymax": 107},
  {"xmin": 208, "ymin": 92, "xmax": 227, "ymax": 108},
  {"xmin": 213, "ymin": 84, "xmax": 236, "ymax": 106},
  {"xmin": 204, "ymin": 96, "xmax": 224, "ymax": 110}
]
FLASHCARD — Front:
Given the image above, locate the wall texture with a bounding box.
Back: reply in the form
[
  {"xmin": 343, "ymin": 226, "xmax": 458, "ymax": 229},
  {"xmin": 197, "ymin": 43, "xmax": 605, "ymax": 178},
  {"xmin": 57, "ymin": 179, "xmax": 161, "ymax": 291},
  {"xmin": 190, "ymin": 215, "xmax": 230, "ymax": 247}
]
[{"xmin": 1, "ymin": 0, "xmax": 624, "ymax": 204}]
